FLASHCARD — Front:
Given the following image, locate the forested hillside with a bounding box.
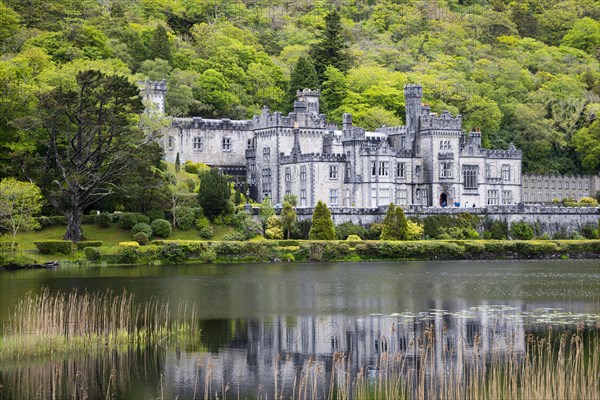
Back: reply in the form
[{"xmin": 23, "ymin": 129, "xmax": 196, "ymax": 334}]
[{"xmin": 1, "ymin": 0, "xmax": 599, "ymax": 175}]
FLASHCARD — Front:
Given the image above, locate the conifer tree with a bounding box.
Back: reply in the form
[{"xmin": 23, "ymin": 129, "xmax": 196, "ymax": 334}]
[
  {"xmin": 287, "ymin": 55, "xmax": 319, "ymax": 110},
  {"xmin": 308, "ymin": 200, "xmax": 335, "ymax": 240},
  {"xmin": 321, "ymin": 65, "xmax": 347, "ymax": 117},
  {"xmin": 197, "ymin": 168, "xmax": 231, "ymax": 219},
  {"xmin": 148, "ymin": 24, "xmax": 171, "ymax": 62},
  {"xmin": 394, "ymin": 206, "xmax": 409, "ymax": 240},
  {"xmin": 175, "ymin": 152, "xmax": 180, "ymax": 172},
  {"xmin": 380, "ymin": 203, "xmax": 396, "ymax": 240},
  {"xmin": 310, "ymin": 9, "xmax": 351, "ymax": 81}
]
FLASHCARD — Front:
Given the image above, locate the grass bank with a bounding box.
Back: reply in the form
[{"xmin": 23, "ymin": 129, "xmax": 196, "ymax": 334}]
[{"xmin": 2, "ymin": 224, "xmax": 599, "ymax": 267}]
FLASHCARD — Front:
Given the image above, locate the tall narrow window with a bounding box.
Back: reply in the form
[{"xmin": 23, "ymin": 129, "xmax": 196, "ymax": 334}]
[
  {"xmin": 396, "ymin": 162, "xmax": 406, "ymax": 178},
  {"xmin": 263, "ymin": 147, "xmax": 270, "ymax": 161},
  {"xmin": 371, "ymin": 188, "xmax": 377, "ymax": 207},
  {"xmin": 168, "ymin": 136, "xmax": 174, "ymax": 150},
  {"xmin": 329, "ymin": 189, "xmax": 338, "ymax": 206},
  {"xmin": 193, "ymin": 136, "xmax": 203, "ymax": 151},
  {"xmin": 501, "ymin": 190, "xmax": 512, "ymax": 205},
  {"xmin": 487, "ymin": 190, "xmax": 499, "ymax": 205},
  {"xmin": 222, "ymin": 137, "xmax": 232, "ymax": 152},
  {"xmin": 378, "ymin": 161, "xmax": 389, "ymax": 176},
  {"xmin": 285, "ymin": 167, "xmax": 291, "ymax": 182},
  {"xmin": 262, "ymin": 168, "xmax": 272, "ymax": 198},
  {"xmin": 300, "ymin": 189, "xmax": 307, "ymax": 206},
  {"xmin": 396, "ymin": 189, "xmax": 408, "ymax": 205},
  {"xmin": 344, "ymin": 189, "xmax": 351, "ymax": 207},
  {"xmin": 379, "ymin": 189, "xmax": 390, "ymax": 205},
  {"xmin": 329, "ymin": 165, "xmax": 338, "ymax": 180},
  {"xmin": 371, "ymin": 162, "xmax": 377, "ymax": 177},
  {"xmin": 440, "ymin": 162, "xmax": 453, "ymax": 178},
  {"xmin": 300, "ymin": 166, "xmax": 306, "ymax": 181},
  {"xmin": 463, "ymin": 165, "xmax": 478, "ymax": 189}
]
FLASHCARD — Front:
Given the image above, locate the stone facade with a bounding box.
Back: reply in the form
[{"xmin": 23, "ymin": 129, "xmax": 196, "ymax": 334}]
[
  {"xmin": 522, "ymin": 174, "xmax": 600, "ymax": 203},
  {"xmin": 145, "ymin": 82, "xmax": 523, "ymax": 208}
]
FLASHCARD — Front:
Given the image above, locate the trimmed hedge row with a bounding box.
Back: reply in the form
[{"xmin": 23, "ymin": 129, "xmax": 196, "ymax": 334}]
[{"xmin": 34, "ymin": 241, "xmax": 73, "ymax": 255}]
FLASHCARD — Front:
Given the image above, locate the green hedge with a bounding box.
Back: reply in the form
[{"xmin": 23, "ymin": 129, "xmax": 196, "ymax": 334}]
[
  {"xmin": 36, "ymin": 216, "xmax": 67, "ymax": 227},
  {"xmin": 75, "ymin": 241, "xmax": 103, "ymax": 250},
  {"xmin": 34, "ymin": 241, "xmax": 73, "ymax": 255}
]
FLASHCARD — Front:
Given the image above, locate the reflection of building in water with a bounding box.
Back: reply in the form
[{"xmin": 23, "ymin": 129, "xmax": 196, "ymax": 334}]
[{"xmin": 175, "ymin": 308, "xmax": 526, "ymax": 397}]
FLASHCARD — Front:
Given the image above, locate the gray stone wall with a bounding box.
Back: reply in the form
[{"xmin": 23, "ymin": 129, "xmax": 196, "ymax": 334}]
[{"xmin": 287, "ymin": 205, "xmax": 600, "ymax": 236}]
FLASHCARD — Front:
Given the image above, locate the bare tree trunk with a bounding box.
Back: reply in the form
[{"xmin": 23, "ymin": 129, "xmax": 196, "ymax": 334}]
[{"xmin": 64, "ymin": 206, "xmax": 83, "ymax": 241}]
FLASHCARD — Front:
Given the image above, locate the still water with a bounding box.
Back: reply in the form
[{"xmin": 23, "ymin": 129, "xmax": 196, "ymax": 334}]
[{"xmin": 0, "ymin": 260, "xmax": 598, "ymax": 399}]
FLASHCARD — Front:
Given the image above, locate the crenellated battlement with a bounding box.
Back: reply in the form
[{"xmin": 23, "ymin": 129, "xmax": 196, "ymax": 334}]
[
  {"xmin": 420, "ymin": 110, "xmax": 462, "ymax": 131},
  {"xmin": 280, "ymin": 152, "xmax": 346, "ymax": 164},
  {"xmin": 172, "ymin": 117, "xmax": 253, "ymax": 131}
]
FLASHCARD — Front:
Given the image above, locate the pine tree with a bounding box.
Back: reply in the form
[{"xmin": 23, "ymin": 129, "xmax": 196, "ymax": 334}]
[
  {"xmin": 197, "ymin": 168, "xmax": 231, "ymax": 219},
  {"xmin": 287, "ymin": 55, "xmax": 319, "ymax": 110},
  {"xmin": 308, "ymin": 201, "xmax": 335, "ymax": 240},
  {"xmin": 394, "ymin": 206, "xmax": 409, "ymax": 240},
  {"xmin": 381, "ymin": 203, "xmax": 409, "ymax": 240},
  {"xmin": 310, "ymin": 9, "xmax": 351, "ymax": 82},
  {"xmin": 321, "ymin": 65, "xmax": 347, "ymax": 117},
  {"xmin": 175, "ymin": 152, "xmax": 180, "ymax": 172},
  {"xmin": 148, "ymin": 24, "xmax": 171, "ymax": 62},
  {"xmin": 380, "ymin": 203, "xmax": 396, "ymax": 240}
]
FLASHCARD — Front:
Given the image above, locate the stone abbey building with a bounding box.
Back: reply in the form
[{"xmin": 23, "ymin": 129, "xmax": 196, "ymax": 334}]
[{"xmin": 143, "ymin": 81, "xmax": 524, "ymax": 208}]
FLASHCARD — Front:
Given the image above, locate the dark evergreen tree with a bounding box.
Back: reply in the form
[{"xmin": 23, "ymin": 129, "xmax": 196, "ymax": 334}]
[
  {"xmin": 320, "ymin": 65, "xmax": 347, "ymax": 117},
  {"xmin": 308, "ymin": 200, "xmax": 335, "ymax": 240},
  {"xmin": 280, "ymin": 201, "xmax": 298, "ymax": 239},
  {"xmin": 381, "ymin": 203, "xmax": 408, "ymax": 240},
  {"xmin": 287, "ymin": 55, "xmax": 319, "ymax": 110},
  {"xmin": 175, "ymin": 152, "xmax": 180, "ymax": 172},
  {"xmin": 148, "ymin": 24, "xmax": 172, "ymax": 62},
  {"xmin": 197, "ymin": 168, "xmax": 231, "ymax": 220},
  {"xmin": 380, "ymin": 203, "xmax": 396, "ymax": 240},
  {"xmin": 310, "ymin": 9, "xmax": 351, "ymax": 82}
]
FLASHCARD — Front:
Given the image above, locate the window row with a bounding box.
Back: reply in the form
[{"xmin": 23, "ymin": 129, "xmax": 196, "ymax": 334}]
[
  {"xmin": 168, "ymin": 136, "xmax": 233, "ymax": 152},
  {"xmin": 523, "ymin": 180, "xmax": 588, "ymax": 190},
  {"xmin": 486, "ymin": 190, "xmax": 513, "ymax": 205},
  {"xmin": 370, "ymin": 162, "xmax": 406, "ymax": 178}
]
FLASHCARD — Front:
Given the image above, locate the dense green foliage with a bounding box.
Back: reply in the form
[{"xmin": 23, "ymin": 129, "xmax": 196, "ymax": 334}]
[
  {"xmin": 308, "ymin": 201, "xmax": 335, "ymax": 240},
  {"xmin": 150, "ymin": 218, "xmax": 172, "ymax": 238},
  {"xmin": 380, "ymin": 204, "xmax": 408, "ymax": 240},
  {"xmin": 0, "ymin": 0, "xmax": 598, "ymax": 181},
  {"xmin": 33, "ymin": 240, "xmax": 72, "ymax": 255},
  {"xmin": 197, "ymin": 169, "xmax": 232, "ymax": 220}
]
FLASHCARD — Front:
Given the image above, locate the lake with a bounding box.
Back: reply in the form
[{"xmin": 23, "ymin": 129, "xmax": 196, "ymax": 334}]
[{"xmin": 0, "ymin": 260, "xmax": 598, "ymax": 399}]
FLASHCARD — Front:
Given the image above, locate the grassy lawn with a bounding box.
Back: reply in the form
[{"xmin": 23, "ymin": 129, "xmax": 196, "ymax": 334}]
[{"xmin": 12, "ymin": 222, "xmax": 235, "ymax": 263}]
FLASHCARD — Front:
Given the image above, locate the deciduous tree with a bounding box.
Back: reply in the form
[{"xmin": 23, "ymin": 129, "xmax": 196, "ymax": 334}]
[
  {"xmin": 15, "ymin": 70, "xmax": 148, "ymax": 241},
  {"xmin": 0, "ymin": 178, "xmax": 43, "ymax": 245}
]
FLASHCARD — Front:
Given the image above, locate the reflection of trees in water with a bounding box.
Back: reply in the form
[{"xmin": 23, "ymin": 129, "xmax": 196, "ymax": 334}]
[{"xmin": 0, "ymin": 348, "xmax": 165, "ymax": 400}]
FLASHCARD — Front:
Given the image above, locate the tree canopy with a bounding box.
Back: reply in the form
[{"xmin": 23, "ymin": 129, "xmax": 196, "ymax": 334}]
[
  {"xmin": 0, "ymin": 0, "xmax": 599, "ymax": 177},
  {"xmin": 308, "ymin": 201, "xmax": 335, "ymax": 240}
]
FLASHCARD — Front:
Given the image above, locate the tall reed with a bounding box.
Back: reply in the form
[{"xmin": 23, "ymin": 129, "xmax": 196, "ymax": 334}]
[{"xmin": 0, "ymin": 288, "xmax": 199, "ymax": 360}]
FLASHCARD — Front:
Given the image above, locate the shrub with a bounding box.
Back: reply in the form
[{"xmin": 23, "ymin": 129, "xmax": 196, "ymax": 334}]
[
  {"xmin": 81, "ymin": 214, "xmax": 96, "ymax": 224},
  {"xmin": 118, "ymin": 243, "xmax": 139, "ymax": 264},
  {"xmin": 195, "ymin": 216, "xmax": 211, "ymax": 230},
  {"xmin": 95, "ymin": 212, "xmax": 112, "ymax": 228},
  {"xmin": 84, "ymin": 247, "xmax": 101, "ymax": 261},
  {"xmin": 406, "ymin": 220, "xmax": 424, "ymax": 240},
  {"xmin": 581, "ymin": 223, "xmax": 598, "ymax": 239},
  {"xmin": 335, "ymin": 222, "xmax": 367, "ymax": 240},
  {"xmin": 160, "ymin": 243, "xmax": 187, "ymax": 263},
  {"xmin": 367, "ymin": 223, "xmax": 383, "ymax": 240},
  {"xmin": 198, "ymin": 227, "xmax": 214, "ymax": 239},
  {"xmin": 346, "ymin": 234, "xmax": 362, "ymax": 241},
  {"xmin": 133, "ymin": 232, "xmax": 150, "ymax": 245},
  {"xmin": 487, "ymin": 220, "xmax": 508, "ymax": 240},
  {"xmin": 510, "ymin": 222, "xmax": 534, "ymax": 240},
  {"xmin": 174, "ymin": 206, "xmax": 196, "ymax": 230},
  {"xmin": 580, "ymin": 197, "xmax": 599, "ymax": 206},
  {"xmin": 222, "ymin": 231, "xmax": 247, "ymax": 241},
  {"xmin": 132, "ymin": 222, "xmax": 152, "ymax": 236},
  {"xmin": 308, "ymin": 201, "xmax": 335, "ymax": 240},
  {"xmin": 118, "ymin": 213, "xmax": 139, "ymax": 230},
  {"xmin": 184, "ymin": 161, "xmax": 198, "ymax": 174},
  {"xmin": 75, "ymin": 241, "xmax": 102, "ymax": 250},
  {"xmin": 34, "ymin": 241, "xmax": 72, "ymax": 255},
  {"xmin": 151, "ymin": 219, "xmax": 172, "ymax": 238},
  {"xmin": 147, "ymin": 210, "xmax": 165, "ymax": 221},
  {"xmin": 265, "ymin": 215, "xmax": 283, "ymax": 239}
]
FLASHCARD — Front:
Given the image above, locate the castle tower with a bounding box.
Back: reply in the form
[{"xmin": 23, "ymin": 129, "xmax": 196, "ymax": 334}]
[
  {"xmin": 140, "ymin": 79, "xmax": 167, "ymax": 114},
  {"xmin": 404, "ymin": 84, "xmax": 422, "ymax": 137},
  {"xmin": 294, "ymin": 88, "xmax": 320, "ymax": 115}
]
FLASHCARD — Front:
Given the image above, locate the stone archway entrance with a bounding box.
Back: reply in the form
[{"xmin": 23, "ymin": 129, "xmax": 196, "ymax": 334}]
[{"xmin": 440, "ymin": 193, "xmax": 448, "ymax": 207}]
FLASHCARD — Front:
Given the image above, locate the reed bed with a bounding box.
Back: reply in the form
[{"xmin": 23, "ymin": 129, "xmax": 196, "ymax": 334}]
[{"xmin": 0, "ymin": 288, "xmax": 199, "ymax": 360}]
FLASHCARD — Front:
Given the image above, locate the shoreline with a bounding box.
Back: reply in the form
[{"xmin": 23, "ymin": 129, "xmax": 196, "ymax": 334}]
[{"xmin": 2, "ymin": 239, "xmax": 599, "ymax": 269}]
